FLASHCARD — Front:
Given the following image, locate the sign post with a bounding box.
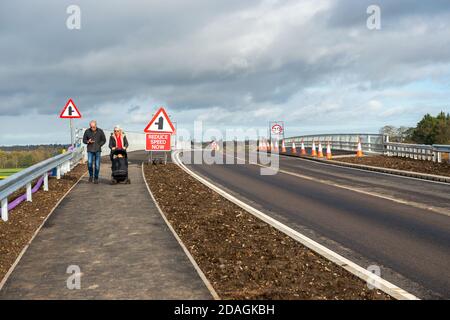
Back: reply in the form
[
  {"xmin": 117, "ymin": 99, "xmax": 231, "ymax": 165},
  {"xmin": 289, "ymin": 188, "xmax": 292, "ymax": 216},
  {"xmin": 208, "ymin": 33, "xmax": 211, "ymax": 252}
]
[
  {"xmin": 269, "ymin": 121, "xmax": 285, "ymax": 150},
  {"xmin": 144, "ymin": 107, "xmax": 176, "ymax": 164},
  {"xmin": 60, "ymin": 99, "xmax": 82, "ymax": 147}
]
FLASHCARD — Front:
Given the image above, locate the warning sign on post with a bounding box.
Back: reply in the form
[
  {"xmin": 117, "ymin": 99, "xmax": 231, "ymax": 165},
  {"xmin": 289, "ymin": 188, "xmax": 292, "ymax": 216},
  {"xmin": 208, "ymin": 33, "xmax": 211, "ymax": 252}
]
[
  {"xmin": 60, "ymin": 99, "xmax": 82, "ymax": 118},
  {"xmin": 146, "ymin": 133, "xmax": 171, "ymax": 151}
]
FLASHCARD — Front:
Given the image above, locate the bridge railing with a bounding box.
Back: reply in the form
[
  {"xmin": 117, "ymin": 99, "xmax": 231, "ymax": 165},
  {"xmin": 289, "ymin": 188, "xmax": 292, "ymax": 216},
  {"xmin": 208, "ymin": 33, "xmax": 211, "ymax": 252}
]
[
  {"xmin": 0, "ymin": 147, "xmax": 84, "ymax": 222},
  {"xmin": 283, "ymin": 133, "xmax": 449, "ymax": 163},
  {"xmin": 385, "ymin": 142, "xmax": 450, "ymax": 163},
  {"xmin": 284, "ymin": 133, "xmax": 386, "ymax": 153}
]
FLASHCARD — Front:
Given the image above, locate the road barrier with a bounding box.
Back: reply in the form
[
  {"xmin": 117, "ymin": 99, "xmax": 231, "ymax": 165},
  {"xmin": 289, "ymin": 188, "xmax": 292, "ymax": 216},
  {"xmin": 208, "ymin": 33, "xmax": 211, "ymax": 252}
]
[
  {"xmin": 385, "ymin": 142, "xmax": 450, "ymax": 163},
  {"xmin": 284, "ymin": 134, "xmax": 450, "ymax": 163},
  {"xmin": 0, "ymin": 147, "xmax": 84, "ymax": 222},
  {"xmin": 285, "ymin": 133, "xmax": 385, "ymax": 154}
]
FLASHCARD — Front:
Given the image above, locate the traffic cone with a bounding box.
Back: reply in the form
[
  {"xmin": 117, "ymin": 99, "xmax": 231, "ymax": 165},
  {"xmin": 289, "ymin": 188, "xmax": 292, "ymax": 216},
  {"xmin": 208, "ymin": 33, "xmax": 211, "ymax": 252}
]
[
  {"xmin": 356, "ymin": 139, "xmax": 363, "ymax": 157},
  {"xmin": 258, "ymin": 139, "xmax": 263, "ymax": 151},
  {"xmin": 281, "ymin": 140, "xmax": 287, "ymax": 153},
  {"xmin": 311, "ymin": 141, "xmax": 317, "ymax": 157},
  {"xmin": 274, "ymin": 140, "xmax": 279, "ymax": 152},
  {"xmin": 301, "ymin": 140, "xmax": 306, "ymax": 155},
  {"xmin": 318, "ymin": 141, "xmax": 324, "ymax": 158},
  {"xmin": 292, "ymin": 142, "xmax": 297, "ymax": 154},
  {"xmin": 326, "ymin": 142, "xmax": 332, "ymax": 160}
]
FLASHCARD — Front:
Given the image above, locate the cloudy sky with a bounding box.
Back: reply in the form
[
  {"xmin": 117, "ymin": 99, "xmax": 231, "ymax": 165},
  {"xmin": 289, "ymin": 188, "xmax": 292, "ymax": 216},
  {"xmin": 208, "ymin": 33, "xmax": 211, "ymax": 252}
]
[{"xmin": 0, "ymin": 0, "xmax": 449, "ymax": 145}]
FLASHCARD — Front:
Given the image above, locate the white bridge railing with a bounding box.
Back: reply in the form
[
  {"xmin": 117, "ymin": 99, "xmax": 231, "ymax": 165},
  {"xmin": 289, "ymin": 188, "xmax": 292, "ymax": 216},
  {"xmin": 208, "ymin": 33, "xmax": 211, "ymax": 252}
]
[
  {"xmin": 284, "ymin": 133, "xmax": 386, "ymax": 153},
  {"xmin": 0, "ymin": 146, "xmax": 85, "ymax": 222},
  {"xmin": 385, "ymin": 142, "xmax": 450, "ymax": 163},
  {"xmin": 284, "ymin": 133, "xmax": 450, "ymax": 163}
]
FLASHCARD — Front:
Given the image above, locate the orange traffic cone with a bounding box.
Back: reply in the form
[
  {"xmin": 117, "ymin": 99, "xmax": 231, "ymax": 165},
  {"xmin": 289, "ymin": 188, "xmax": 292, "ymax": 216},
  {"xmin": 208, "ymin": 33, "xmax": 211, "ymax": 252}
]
[
  {"xmin": 318, "ymin": 141, "xmax": 324, "ymax": 158},
  {"xmin": 258, "ymin": 139, "xmax": 264, "ymax": 151},
  {"xmin": 281, "ymin": 140, "xmax": 287, "ymax": 153},
  {"xmin": 301, "ymin": 140, "xmax": 306, "ymax": 155},
  {"xmin": 356, "ymin": 139, "xmax": 363, "ymax": 157},
  {"xmin": 326, "ymin": 142, "xmax": 332, "ymax": 160},
  {"xmin": 274, "ymin": 140, "xmax": 279, "ymax": 152},
  {"xmin": 311, "ymin": 141, "xmax": 317, "ymax": 157},
  {"xmin": 291, "ymin": 142, "xmax": 297, "ymax": 154}
]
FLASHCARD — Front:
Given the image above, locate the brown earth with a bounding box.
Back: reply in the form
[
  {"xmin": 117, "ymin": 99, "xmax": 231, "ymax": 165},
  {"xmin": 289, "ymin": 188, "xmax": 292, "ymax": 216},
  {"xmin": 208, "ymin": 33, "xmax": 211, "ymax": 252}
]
[
  {"xmin": 143, "ymin": 163, "xmax": 391, "ymax": 300},
  {"xmin": 335, "ymin": 155, "xmax": 450, "ymax": 177},
  {"xmin": 0, "ymin": 164, "xmax": 86, "ymax": 282}
]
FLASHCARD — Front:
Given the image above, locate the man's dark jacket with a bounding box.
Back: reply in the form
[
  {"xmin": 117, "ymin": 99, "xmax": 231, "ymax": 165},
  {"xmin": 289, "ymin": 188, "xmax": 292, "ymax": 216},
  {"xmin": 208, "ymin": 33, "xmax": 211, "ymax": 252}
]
[{"xmin": 83, "ymin": 128, "xmax": 107, "ymax": 152}]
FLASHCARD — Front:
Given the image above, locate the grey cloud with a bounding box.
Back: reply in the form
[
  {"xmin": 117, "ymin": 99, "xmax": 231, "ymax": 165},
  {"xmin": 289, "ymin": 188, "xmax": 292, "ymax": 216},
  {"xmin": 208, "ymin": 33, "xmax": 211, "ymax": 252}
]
[{"xmin": 0, "ymin": 0, "xmax": 449, "ymax": 131}]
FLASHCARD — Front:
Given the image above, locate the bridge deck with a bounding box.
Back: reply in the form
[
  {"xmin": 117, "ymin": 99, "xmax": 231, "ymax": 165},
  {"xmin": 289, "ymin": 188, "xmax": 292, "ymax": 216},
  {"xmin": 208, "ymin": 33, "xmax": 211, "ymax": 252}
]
[{"xmin": 0, "ymin": 151, "xmax": 211, "ymax": 299}]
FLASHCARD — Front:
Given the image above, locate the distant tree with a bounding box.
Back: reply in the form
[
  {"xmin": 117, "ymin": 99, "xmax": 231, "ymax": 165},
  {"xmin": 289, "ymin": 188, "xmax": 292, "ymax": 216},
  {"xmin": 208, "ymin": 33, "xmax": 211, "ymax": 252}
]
[
  {"xmin": 379, "ymin": 125, "xmax": 397, "ymax": 137},
  {"xmin": 411, "ymin": 111, "xmax": 450, "ymax": 144},
  {"xmin": 379, "ymin": 125, "xmax": 413, "ymax": 142}
]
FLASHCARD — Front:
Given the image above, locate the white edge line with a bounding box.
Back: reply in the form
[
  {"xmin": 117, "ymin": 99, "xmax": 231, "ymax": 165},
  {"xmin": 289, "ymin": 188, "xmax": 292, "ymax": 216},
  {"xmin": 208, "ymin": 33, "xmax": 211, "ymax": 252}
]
[
  {"xmin": 174, "ymin": 150, "xmax": 419, "ymax": 301},
  {"xmin": 0, "ymin": 168, "xmax": 87, "ymax": 291},
  {"xmin": 141, "ymin": 163, "xmax": 220, "ymax": 300}
]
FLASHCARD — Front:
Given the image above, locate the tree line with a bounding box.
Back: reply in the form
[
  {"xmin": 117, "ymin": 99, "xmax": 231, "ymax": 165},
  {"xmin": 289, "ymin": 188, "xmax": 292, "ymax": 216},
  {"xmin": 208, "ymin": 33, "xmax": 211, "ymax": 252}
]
[
  {"xmin": 0, "ymin": 146, "xmax": 66, "ymax": 169},
  {"xmin": 380, "ymin": 111, "xmax": 450, "ymax": 144}
]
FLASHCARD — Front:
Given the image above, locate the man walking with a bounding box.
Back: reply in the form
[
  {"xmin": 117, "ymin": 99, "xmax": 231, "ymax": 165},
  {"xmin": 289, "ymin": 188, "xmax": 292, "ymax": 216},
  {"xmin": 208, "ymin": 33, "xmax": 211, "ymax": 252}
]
[{"xmin": 83, "ymin": 120, "xmax": 106, "ymax": 184}]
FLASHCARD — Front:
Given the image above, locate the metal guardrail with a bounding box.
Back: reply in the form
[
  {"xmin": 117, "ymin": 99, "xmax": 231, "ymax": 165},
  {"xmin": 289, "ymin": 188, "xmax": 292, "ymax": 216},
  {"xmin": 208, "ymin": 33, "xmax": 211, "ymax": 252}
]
[
  {"xmin": 0, "ymin": 147, "xmax": 84, "ymax": 222},
  {"xmin": 284, "ymin": 133, "xmax": 386, "ymax": 153},
  {"xmin": 385, "ymin": 142, "xmax": 450, "ymax": 163},
  {"xmin": 284, "ymin": 134, "xmax": 450, "ymax": 163}
]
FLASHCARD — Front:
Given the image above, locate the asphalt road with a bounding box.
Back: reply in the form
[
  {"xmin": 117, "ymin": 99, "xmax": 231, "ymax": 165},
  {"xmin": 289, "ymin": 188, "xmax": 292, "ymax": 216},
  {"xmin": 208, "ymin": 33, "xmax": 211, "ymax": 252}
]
[{"xmin": 183, "ymin": 150, "xmax": 450, "ymax": 299}]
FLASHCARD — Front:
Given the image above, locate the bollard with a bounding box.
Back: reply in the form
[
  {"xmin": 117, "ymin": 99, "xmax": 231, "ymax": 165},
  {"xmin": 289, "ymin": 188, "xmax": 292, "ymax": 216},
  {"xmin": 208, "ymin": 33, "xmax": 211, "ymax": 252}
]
[
  {"xmin": 43, "ymin": 173, "xmax": 49, "ymax": 191},
  {"xmin": 26, "ymin": 182, "xmax": 32, "ymax": 202},
  {"xmin": 1, "ymin": 198, "xmax": 8, "ymax": 222}
]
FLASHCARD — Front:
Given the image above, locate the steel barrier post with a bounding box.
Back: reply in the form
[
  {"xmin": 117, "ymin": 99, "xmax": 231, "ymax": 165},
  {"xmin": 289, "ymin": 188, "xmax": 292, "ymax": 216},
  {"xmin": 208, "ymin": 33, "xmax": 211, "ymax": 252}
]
[
  {"xmin": 1, "ymin": 198, "xmax": 8, "ymax": 222},
  {"xmin": 26, "ymin": 182, "xmax": 32, "ymax": 202}
]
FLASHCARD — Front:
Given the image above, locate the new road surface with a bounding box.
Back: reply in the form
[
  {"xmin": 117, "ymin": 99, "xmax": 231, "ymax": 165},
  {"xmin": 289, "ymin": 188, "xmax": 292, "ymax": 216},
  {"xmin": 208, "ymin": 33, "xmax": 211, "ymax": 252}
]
[{"xmin": 182, "ymin": 150, "xmax": 450, "ymax": 299}]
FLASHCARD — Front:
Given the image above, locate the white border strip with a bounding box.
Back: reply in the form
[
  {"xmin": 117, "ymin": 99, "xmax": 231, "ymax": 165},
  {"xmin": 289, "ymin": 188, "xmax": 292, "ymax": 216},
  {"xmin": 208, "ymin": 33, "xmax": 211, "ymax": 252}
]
[
  {"xmin": 0, "ymin": 169, "xmax": 87, "ymax": 291},
  {"xmin": 141, "ymin": 163, "xmax": 220, "ymax": 300},
  {"xmin": 173, "ymin": 150, "xmax": 419, "ymax": 300}
]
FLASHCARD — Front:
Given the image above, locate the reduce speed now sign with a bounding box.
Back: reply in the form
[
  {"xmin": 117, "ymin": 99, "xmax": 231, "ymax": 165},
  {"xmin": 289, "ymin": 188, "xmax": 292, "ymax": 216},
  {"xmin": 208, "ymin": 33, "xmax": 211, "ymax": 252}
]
[{"xmin": 146, "ymin": 133, "xmax": 171, "ymax": 151}]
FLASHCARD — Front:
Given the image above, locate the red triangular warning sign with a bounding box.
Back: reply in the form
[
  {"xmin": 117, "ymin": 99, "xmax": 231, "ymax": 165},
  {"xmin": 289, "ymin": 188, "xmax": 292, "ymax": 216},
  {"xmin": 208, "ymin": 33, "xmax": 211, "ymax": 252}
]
[
  {"xmin": 144, "ymin": 107, "xmax": 176, "ymax": 134},
  {"xmin": 60, "ymin": 99, "xmax": 82, "ymax": 118}
]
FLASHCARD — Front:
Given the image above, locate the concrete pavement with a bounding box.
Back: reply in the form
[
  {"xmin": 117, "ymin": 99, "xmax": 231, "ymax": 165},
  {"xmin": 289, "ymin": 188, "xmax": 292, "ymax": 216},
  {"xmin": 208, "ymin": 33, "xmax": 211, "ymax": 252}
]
[{"xmin": 0, "ymin": 151, "xmax": 212, "ymax": 299}]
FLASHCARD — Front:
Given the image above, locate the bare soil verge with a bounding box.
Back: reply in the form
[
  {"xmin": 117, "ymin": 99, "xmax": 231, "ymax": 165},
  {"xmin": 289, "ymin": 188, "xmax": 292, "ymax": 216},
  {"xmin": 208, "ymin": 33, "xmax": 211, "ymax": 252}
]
[
  {"xmin": 143, "ymin": 163, "xmax": 391, "ymax": 300},
  {"xmin": 0, "ymin": 164, "xmax": 86, "ymax": 282},
  {"xmin": 335, "ymin": 155, "xmax": 450, "ymax": 177}
]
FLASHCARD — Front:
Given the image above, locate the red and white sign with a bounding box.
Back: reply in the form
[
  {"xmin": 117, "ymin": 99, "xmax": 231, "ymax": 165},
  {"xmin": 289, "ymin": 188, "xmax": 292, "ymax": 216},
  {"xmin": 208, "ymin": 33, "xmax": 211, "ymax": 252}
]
[
  {"xmin": 60, "ymin": 99, "xmax": 82, "ymax": 118},
  {"xmin": 144, "ymin": 107, "xmax": 176, "ymax": 134},
  {"xmin": 145, "ymin": 133, "xmax": 171, "ymax": 151},
  {"xmin": 271, "ymin": 123, "xmax": 283, "ymax": 135}
]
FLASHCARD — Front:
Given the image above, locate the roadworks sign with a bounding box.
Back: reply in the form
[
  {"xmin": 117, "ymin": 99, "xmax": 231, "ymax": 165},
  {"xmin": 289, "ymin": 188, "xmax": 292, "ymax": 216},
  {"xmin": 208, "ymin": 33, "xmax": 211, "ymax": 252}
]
[{"xmin": 146, "ymin": 133, "xmax": 171, "ymax": 151}]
